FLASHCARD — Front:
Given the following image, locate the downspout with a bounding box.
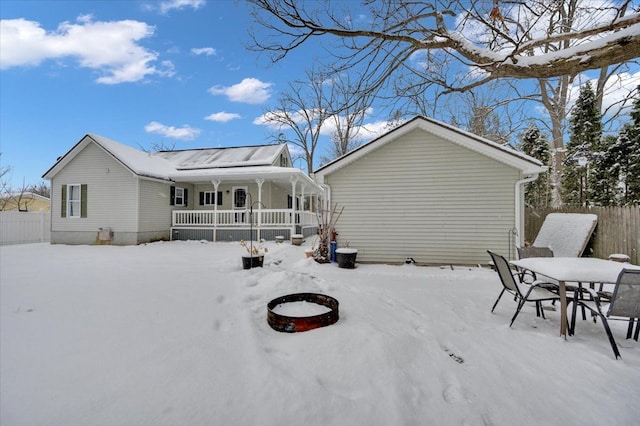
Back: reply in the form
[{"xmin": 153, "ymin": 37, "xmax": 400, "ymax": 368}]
[{"xmin": 514, "ymin": 174, "xmax": 538, "ymax": 251}]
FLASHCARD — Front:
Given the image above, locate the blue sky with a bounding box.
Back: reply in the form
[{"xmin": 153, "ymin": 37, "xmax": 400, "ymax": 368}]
[
  {"xmin": 2, "ymin": 0, "xmax": 638, "ymax": 189},
  {"xmin": 0, "ymin": 0, "xmax": 348, "ymax": 188}
]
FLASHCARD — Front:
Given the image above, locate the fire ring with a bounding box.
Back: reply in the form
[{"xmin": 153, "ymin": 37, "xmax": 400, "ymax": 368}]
[{"xmin": 267, "ymin": 293, "xmax": 339, "ymax": 333}]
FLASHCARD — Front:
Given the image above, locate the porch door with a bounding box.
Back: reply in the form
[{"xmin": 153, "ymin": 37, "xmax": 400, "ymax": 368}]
[{"xmin": 233, "ymin": 186, "xmax": 247, "ymax": 223}]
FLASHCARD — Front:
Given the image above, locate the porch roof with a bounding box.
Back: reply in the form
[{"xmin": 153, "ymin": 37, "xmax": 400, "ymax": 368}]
[{"xmin": 172, "ymin": 166, "xmax": 325, "ymax": 195}]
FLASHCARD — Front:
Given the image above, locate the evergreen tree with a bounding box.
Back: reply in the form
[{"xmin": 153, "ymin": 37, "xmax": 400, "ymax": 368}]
[
  {"xmin": 520, "ymin": 124, "xmax": 551, "ymax": 207},
  {"xmin": 590, "ymin": 135, "xmax": 618, "ymax": 206},
  {"xmin": 561, "ymin": 82, "xmax": 602, "ymax": 206},
  {"xmin": 612, "ymin": 87, "xmax": 640, "ymax": 205}
]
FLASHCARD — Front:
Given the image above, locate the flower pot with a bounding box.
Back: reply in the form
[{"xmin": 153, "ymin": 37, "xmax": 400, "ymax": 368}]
[
  {"xmin": 335, "ymin": 248, "xmax": 358, "ymax": 269},
  {"xmin": 242, "ymin": 255, "xmax": 264, "ymax": 269},
  {"xmin": 291, "ymin": 234, "xmax": 304, "ymax": 246}
]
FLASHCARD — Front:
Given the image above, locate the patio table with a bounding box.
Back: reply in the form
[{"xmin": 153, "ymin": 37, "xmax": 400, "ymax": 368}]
[{"xmin": 510, "ymin": 257, "xmax": 640, "ymax": 338}]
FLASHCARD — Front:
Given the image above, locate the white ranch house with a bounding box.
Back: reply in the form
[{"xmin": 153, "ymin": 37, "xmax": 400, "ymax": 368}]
[{"xmin": 43, "ymin": 135, "xmax": 324, "ymax": 245}]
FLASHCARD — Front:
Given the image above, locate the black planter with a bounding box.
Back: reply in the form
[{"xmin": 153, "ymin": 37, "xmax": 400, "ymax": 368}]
[
  {"xmin": 335, "ymin": 248, "xmax": 358, "ymax": 269},
  {"xmin": 242, "ymin": 255, "xmax": 264, "ymax": 269}
]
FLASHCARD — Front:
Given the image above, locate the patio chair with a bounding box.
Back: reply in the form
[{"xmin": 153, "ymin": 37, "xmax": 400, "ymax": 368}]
[
  {"xmin": 487, "ymin": 251, "xmax": 562, "ymax": 327},
  {"xmin": 516, "ymin": 246, "xmax": 554, "ymax": 284},
  {"xmin": 570, "ymin": 269, "xmax": 640, "ymax": 359}
]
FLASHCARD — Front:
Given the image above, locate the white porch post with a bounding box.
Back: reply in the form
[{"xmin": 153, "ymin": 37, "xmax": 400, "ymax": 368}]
[
  {"xmin": 212, "ymin": 179, "xmax": 220, "ymax": 242},
  {"xmin": 290, "ymin": 175, "xmax": 298, "ymax": 238},
  {"xmin": 300, "ymin": 184, "xmax": 307, "ymax": 227},
  {"xmin": 255, "ymin": 178, "xmax": 264, "ymax": 241}
]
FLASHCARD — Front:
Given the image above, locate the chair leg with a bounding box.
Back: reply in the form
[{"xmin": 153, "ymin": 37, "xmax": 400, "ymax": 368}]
[
  {"xmin": 627, "ymin": 319, "xmax": 634, "ymax": 340},
  {"xmin": 570, "ymin": 299, "xmax": 579, "ymax": 336},
  {"xmin": 491, "ymin": 289, "xmax": 506, "ymax": 312},
  {"xmin": 634, "ymin": 319, "xmax": 639, "ymax": 341},
  {"xmin": 599, "ymin": 314, "xmax": 621, "ymax": 359},
  {"xmin": 510, "ymin": 300, "xmax": 526, "ymax": 327}
]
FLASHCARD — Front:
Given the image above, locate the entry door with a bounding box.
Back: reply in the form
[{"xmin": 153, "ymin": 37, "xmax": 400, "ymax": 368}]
[{"xmin": 233, "ymin": 186, "xmax": 247, "ymax": 223}]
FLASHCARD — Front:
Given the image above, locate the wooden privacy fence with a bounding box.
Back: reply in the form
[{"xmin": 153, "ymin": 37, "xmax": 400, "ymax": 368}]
[
  {"xmin": 525, "ymin": 206, "xmax": 639, "ymax": 264},
  {"xmin": 0, "ymin": 210, "xmax": 51, "ymax": 246}
]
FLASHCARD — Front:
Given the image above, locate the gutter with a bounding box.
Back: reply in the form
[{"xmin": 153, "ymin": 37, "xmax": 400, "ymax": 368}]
[{"xmin": 514, "ymin": 173, "xmax": 540, "ymax": 248}]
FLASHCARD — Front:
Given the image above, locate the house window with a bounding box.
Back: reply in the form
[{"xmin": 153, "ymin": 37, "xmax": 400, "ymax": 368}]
[
  {"xmin": 62, "ymin": 184, "xmax": 87, "ymax": 218},
  {"xmin": 68, "ymin": 184, "xmax": 81, "ymax": 217},
  {"xmin": 200, "ymin": 191, "xmax": 222, "ymax": 206},
  {"xmin": 280, "ymin": 154, "xmax": 288, "ymax": 167},
  {"xmin": 170, "ymin": 186, "xmax": 188, "ymax": 206}
]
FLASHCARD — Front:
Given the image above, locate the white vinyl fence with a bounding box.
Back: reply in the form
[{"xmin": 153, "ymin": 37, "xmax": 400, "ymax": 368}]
[{"xmin": 0, "ymin": 210, "xmax": 51, "ymax": 245}]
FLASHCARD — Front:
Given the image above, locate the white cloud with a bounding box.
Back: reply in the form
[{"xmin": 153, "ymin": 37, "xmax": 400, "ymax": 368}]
[
  {"xmin": 205, "ymin": 112, "xmax": 241, "ymax": 122},
  {"xmin": 209, "ymin": 78, "xmax": 273, "ymax": 104},
  {"xmin": 191, "ymin": 47, "xmax": 216, "ymax": 56},
  {"xmin": 144, "ymin": 121, "xmax": 201, "ymax": 140},
  {"xmin": 159, "ymin": 0, "xmax": 206, "ymax": 14},
  {"xmin": 0, "ymin": 17, "xmax": 161, "ymax": 84}
]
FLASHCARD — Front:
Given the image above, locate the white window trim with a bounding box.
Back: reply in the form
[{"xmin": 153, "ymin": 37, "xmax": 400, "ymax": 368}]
[
  {"xmin": 67, "ymin": 184, "xmax": 81, "ymax": 218},
  {"xmin": 232, "ymin": 186, "xmax": 248, "ymax": 209},
  {"xmin": 174, "ymin": 187, "xmax": 186, "ymax": 206},
  {"xmin": 203, "ymin": 191, "xmax": 219, "ymax": 206}
]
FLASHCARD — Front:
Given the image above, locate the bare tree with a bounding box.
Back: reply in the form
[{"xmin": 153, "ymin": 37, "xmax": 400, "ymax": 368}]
[
  {"xmin": 28, "ymin": 181, "xmax": 51, "ymax": 198},
  {"xmin": 323, "ymin": 72, "xmax": 376, "ymax": 161},
  {"xmin": 257, "ymin": 69, "xmax": 333, "ymax": 174},
  {"xmin": 249, "ymin": 1, "xmax": 639, "ymax": 93}
]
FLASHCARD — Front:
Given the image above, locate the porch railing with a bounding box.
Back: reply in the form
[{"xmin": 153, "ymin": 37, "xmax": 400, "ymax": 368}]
[{"xmin": 172, "ymin": 209, "xmax": 317, "ymax": 228}]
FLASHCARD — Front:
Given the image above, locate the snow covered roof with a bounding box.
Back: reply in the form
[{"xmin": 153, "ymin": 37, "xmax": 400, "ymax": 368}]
[
  {"xmin": 42, "ymin": 134, "xmax": 323, "ymax": 194},
  {"xmin": 154, "ymin": 145, "xmax": 286, "ymax": 170},
  {"xmin": 315, "ymin": 116, "xmax": 546, "ymax": 179},
  {"xmin": 1, "ymin": 192, "xmax": 50, "ymax": 201}
]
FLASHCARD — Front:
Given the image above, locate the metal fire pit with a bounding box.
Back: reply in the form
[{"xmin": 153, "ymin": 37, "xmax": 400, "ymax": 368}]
[{"xmin": 267, "ymin": 293, "xmax": 339, "ymax": 333}]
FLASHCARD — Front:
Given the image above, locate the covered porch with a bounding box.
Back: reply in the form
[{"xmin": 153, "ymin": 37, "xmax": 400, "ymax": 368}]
[{"xmin": 170, "ymin": 166, "xmax": 325, "ymax": 242}]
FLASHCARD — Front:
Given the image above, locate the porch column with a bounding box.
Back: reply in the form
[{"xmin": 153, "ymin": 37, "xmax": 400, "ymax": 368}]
[
  {"xmin": 290, "ymin": 175, "xmax": 298, "ymax": 238},
  {"xmin": 255, "ymin": 178, "xmax": 264, "ymax": 241},
  {"xmin": 300, "ymin": 184, "xmax": 307, "ymax": 227},
  {"xmin": 212, "ymin": 180, "xmax": 220, "ymax": 242}
]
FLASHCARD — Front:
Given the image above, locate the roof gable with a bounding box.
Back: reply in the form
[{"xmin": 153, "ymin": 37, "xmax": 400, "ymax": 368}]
[{"xmin": 314, "ymin": 116, "xmax": 545, "ymax": 179}]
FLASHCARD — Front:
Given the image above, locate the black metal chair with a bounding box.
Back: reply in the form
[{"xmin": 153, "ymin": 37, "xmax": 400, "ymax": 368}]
[
  {"xmin": 487, "ymin": 251, "xmax": 562, "ymax": 327},
  {"xmin": 516, "ymin": 246, "xmax": 555, "ymax": 284},
  {"xmin": 571, "ymin": 269, "xmax": 640, "ymax": 359}
]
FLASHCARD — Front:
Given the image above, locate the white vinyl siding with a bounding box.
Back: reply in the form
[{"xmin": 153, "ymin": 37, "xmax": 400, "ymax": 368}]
[
  {"xmin": 51, "ymin": 142, "xmax": 138, "ymax": 233},
  {"xmin": 138, "ymin": 179, "xmax": 172, "ymax": 233},
  {"xmin": 325, "ymin": 128, "xmax": 520, "ymax": 265}
]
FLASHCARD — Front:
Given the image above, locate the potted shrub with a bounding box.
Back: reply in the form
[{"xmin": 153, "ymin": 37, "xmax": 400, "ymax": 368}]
[
  {"xmin": 313, "ymin": 203, "xmax": 344, "ymax": 264},
  {"xmin": 336, "ymin": 243, "xmax": 357, "ymax": 269},
  {"xmin": 241, "ymin": 239, "xmax": 267, "ymax": 269}
]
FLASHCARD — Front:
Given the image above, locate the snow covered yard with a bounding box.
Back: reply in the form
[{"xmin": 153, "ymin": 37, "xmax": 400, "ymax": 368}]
[{"xmin": 1, "ymin": 241, "xmax": 639, "ymax": 426}]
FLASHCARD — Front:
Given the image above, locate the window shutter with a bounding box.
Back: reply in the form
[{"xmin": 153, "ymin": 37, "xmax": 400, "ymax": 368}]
[
  {"xmin": 199, "ymin": 192, "xmax": 204, "ymax": 206},
  {"xmin": 61, "ymin": 185, "xmax": 67, "ymax": 217},
  {"xmin": 217, "ymin": 191, "xmax": 223, "ymax": 206},
  {"xmin": 184, "ymin": 189, "xmax": 188, "ymax": 206},
  {"xmin": 170, "ymin": 186, "xmax": 175, "ymax": 206},
  {"xmin": 80, "ymin": 184, "xmax": 88, "ymax": 218}
]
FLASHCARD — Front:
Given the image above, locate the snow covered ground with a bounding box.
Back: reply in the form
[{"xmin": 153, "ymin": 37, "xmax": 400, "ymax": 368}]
[{"xmin": 1, "ymin": 241, "xmax": 639, "ymax": 426}]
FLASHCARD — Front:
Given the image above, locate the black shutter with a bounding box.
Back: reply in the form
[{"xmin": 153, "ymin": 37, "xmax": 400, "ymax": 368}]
[
  {"xmin": 170, "ymin": 186, "xmax": 175, "ymax": 206},
  {"xmin": 217, "ymin": 191, "xmax": 223, "ymax": 206},
  {"xmin": 61, "ymin": 185, "xmax": 67, "ymax": 217},
  {"xmin": 199, "ymin": 192, "xmax": 204, "ymax": 206},
  {"xmin": 184, "ymin": 189, "xmax": 188, "ymax": 206},
  {"xmin": 80, "ymin": 184, "xmax": 88, "ymax": 218}
]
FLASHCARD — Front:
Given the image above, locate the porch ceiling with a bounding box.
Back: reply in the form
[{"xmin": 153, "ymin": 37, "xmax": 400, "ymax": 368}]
[{"xmin": 170, "ymin": 166, "xmax": 325, "ymax": 195}]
